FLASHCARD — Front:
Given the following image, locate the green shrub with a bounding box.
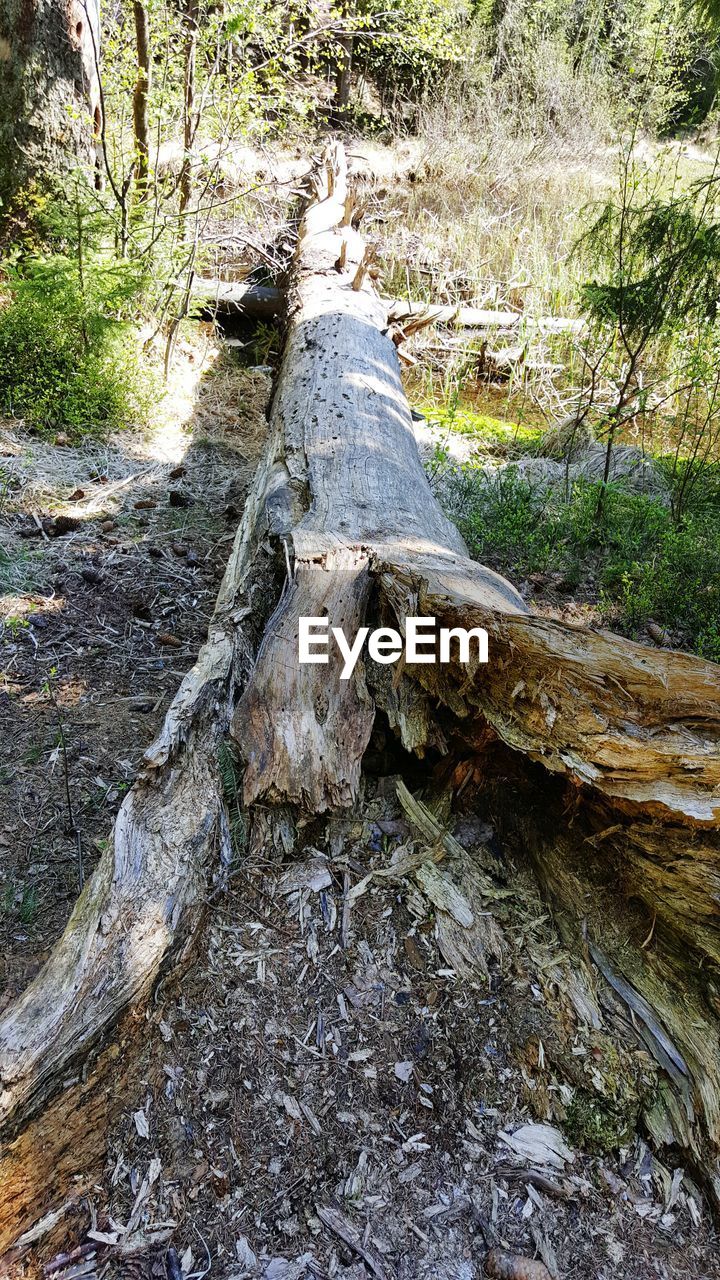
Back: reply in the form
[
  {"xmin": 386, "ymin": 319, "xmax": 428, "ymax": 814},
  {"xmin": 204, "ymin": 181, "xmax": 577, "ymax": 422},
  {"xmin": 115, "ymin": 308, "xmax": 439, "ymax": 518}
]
[
  {"xmin": 450, "ymin": 467, "xmax": 720, "ymax": 659},
  {"xmin": 0, "ymin": 251, "xmax": 155, "ymax": 437},
  {"xmin": 354, "ymin": 0, "xmax": 466, "ymax": 96}
]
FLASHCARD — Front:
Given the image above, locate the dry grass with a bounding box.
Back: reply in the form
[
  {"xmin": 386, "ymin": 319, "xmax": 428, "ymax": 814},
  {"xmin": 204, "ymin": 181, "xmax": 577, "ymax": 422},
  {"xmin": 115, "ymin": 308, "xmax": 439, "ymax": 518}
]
[{"xmin": 354, "ymin": 50, "xmax": 615, "ymax": 333}]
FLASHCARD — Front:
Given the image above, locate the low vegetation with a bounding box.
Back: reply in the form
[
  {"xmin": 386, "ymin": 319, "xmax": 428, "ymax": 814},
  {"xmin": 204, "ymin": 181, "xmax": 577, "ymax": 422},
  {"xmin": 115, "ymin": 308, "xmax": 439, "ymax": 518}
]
[
  {"xmin": 0, "ymin": 0, "xmax": 718, "ymax": 664},
  {"xmin": 424, "ymin": 402, "xmax": 720, "ymax": 659},
  {"xmin": 0, "ymin": 197, "xmax": 158, "ymax": 437}
]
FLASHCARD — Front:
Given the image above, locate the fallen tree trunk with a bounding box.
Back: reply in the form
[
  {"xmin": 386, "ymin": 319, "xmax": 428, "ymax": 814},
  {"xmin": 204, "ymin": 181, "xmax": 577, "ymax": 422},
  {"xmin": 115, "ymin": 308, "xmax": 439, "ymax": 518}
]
[
  {"xmin": 191, "ymin": 275, "xmax": 585, "ymax": 335},
  {"xmin": 231, "ymin": 144, "xmax": 720, "ymax": 1203},
  {"xmin": 190, "ymin": 277, "xmax": 284, "ymax": 321},
  {"xmin": 1, "ymin": 143, "xmax": 720, "ymax": 1262}
]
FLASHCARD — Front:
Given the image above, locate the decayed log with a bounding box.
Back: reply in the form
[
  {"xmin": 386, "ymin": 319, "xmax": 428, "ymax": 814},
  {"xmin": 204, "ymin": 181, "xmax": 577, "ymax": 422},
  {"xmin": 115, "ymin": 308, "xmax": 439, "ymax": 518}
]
[
  {"xmin": 233, "ymin": 143, "xmax": 720, "ymax": 828},
  {"xmin": 385, "ymin": 298, "xmax": 584, "ymax": 334},
  {"xmin": 232, "ymin": 149, "xmax": 526, "ymax": 811},
  {"xmin": 2, "ymin": 141, "xmax": 720, "ymax": 1262},
  {"xmin": 191, "ymin": 275, "xmax": 584, "ymax": 335},
  {"xmin": 231, "ymin": 143, "xmax": 720, "ymax": 1200},
  {"xmin": 191, "ymin": 277, "xmax": 284, "ymax": 321}
]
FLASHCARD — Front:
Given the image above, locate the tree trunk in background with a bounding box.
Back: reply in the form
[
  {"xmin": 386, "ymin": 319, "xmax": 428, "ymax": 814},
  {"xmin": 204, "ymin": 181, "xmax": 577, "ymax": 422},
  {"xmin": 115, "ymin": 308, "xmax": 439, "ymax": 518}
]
[
  {"xmin": 179, "ymin": 0, "xmax": 199, "ymax": 222},
  {"xmin": 0, "ymin": 0, "xmax": 100, "ymax": 222},
  {"xmin": 132, "ymin": 0, "xmax": 151, "ymax": 197},
  {"xmin": 335, "ymin": 33, "xmax": 353, "ymax": 110},
  {"xmin": 333, "ymin": 0, "xmax": 354, "ymax": 111}
]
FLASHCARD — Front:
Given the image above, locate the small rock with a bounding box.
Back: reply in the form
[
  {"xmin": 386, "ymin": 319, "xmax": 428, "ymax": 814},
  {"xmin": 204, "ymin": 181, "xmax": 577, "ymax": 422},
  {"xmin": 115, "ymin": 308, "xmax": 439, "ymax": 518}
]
[
  {"xmin": 485, "ymin": 1249, "xmax": 552, "ymax": 1280},
  {"xmin": 100, "ymin": 519, "xmax": 115, "ymax": 532},
  {"xmin": 125, "ymin": 695, "xmax": 154, "ymax": 712}
]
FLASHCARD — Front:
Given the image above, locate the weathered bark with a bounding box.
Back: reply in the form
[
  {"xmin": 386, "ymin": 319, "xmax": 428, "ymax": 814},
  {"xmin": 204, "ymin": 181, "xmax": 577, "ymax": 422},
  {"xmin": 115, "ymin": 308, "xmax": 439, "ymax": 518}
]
[
  {"xmin": 191, "ymin": 275, "xmax": 584, "ymax": 334},
  {"xmin": 132, "ymin": 0, "xmax": 151, "ymax": 196},
  {"xmin": 0, "ymin": 0, "xmax": 100, "ymax": 219},
  {"xmin": 1, "ymin": 142, "xmax": 720, "ymax": 1261}
]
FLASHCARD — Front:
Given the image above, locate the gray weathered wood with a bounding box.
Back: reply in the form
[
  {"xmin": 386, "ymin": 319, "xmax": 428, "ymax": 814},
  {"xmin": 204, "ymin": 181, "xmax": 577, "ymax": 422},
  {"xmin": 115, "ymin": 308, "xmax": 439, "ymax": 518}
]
[
  {"xmin": 191, "ymin": 275, "xmax": 584, "ymax": 334},
  {"xmin": 234, "ymin": 142, "xmax": 526, "ymax": 810}
]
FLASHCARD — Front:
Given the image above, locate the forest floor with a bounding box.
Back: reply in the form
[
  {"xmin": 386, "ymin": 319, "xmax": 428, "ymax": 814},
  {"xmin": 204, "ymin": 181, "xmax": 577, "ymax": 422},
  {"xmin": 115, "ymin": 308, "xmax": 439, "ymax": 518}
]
[
  {"xmin": 95, "ymin": 785, "xmax": 720, "ymax": 1280},
  {"xmin": 0, "ymin": 331, "xmax": 269, "ymax": 1007}
]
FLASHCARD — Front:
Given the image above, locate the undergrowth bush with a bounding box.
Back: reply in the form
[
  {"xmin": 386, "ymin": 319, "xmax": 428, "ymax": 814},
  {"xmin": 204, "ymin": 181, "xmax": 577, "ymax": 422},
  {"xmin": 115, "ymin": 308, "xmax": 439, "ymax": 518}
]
[
  {"xmin": 0, "ymin": 250, "xmax": 156, "ymax": 438},
  {"xmin": 448, "ymin": 466, "xmax": 720, "ymax": 659}
]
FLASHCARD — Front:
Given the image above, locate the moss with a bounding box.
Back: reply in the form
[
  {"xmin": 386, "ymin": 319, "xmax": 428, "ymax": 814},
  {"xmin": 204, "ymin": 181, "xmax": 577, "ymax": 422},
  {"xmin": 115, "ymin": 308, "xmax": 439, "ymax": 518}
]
[
  {"xmin": 565, "ymin": 1088, "xmax": 639, "ymax": 1154},
  {"xmin": 564, "ymin": 1041, "xmax": 650, "ymax": 1155},
  {"xmin": 420, "ymin": 402, "xmax": 544, "ymax": 455}
]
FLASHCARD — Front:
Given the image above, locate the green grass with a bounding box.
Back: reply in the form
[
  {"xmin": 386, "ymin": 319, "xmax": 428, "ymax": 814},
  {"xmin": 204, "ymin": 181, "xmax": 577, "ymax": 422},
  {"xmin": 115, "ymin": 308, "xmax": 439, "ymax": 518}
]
[{"xmin": 447, "ymin": 464, "xmax": 720, "ymax": 660}]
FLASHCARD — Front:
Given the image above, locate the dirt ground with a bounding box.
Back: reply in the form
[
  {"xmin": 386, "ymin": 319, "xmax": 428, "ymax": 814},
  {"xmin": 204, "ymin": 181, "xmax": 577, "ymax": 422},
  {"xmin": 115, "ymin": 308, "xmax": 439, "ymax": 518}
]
[
  {"xmin": 0, "ymin": 334, "xmax": 269, "ymax": 1007},
  {"xmin": 98, "ymin": 781, "xmax": 719, "ymax": 1280},
  {"xmin": 3, "ymin": 329, "xmax": 720, "ymax": 1280}
]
